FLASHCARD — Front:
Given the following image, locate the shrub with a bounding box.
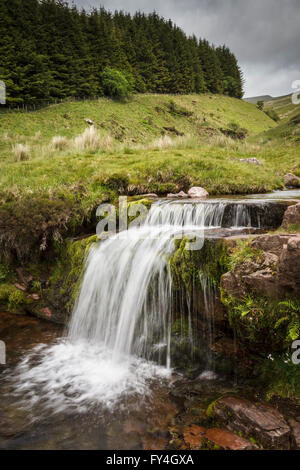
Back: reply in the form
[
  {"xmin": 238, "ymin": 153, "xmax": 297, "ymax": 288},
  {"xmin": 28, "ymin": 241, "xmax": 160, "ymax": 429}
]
[
  {"xmin": 12, "ymin": 143, "xmax": 31, "ymax": 161},
  {"xmin": 102, "ymin": 67, "xmax": 132, "ymax": 99},
  {"xmin": 222, "ymin": 121, "xmax": 249, "ymax": 140},
  {"xmin": 264, "ymin": 109, "xmax": 280, "ymax": 122},
  {"xmin": 223, "ymin": 294, "xmax": 300, "ymax": 352},
  {"xmin": 0, "ymin": 195, "xmax": 84, "ymax": 262},
  {"xmin": 257, "ymin": 101, "xmax": 264, "ymax": 111},
  {"xmin": 258, "ymin": 353, "xmax": 300, "ymax": 400},
  {"xmin": 167, "ymin": 100, "xmax": 193, "ymax": 117}
]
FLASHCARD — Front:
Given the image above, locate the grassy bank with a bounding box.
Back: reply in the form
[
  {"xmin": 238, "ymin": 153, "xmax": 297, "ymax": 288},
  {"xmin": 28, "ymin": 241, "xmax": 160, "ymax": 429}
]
[{"xmin": 0, "ymin": 94, "xmax": 299, "ymax": 262}]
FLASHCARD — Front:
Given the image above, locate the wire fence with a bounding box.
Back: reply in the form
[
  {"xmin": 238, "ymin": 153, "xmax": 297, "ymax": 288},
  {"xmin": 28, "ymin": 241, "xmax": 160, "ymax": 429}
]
[
  {"xmin": 0, "ymin": 96, "xmax": 102, "ymax": 114},
  {"xmin": 0, "ymin": 92, "xmax": 191, "ymax": 114}
]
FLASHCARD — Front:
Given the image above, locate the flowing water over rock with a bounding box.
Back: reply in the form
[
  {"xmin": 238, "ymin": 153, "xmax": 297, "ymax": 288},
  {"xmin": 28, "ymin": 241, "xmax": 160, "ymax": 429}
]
[{"xmin": 0, "ymin": 195, "xmax": 297, "ymax": 449}]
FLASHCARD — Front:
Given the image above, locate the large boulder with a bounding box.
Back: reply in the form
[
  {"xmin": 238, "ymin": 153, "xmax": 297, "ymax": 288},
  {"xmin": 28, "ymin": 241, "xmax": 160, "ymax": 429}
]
[
  {"xmin": 182, "ymin": 424, "xmax": 257, "ymax": 450},
  {"xmin": 281, "ymin": 202, "xmax": 300, "ymax": 228},
  {"xmin": 188, "ymin": 187, "xmax": 209, "ymax": 199},
  {"xmin": 284, "ymin": 173, "xmax": 300, "ymax": 188},
  {"xmin": 207, "ymin": 396, "xmax": 291, "ymax": 449},
  {"xmin": 222, "ymin": 234, "xmax": 300, "ymax": 299}
]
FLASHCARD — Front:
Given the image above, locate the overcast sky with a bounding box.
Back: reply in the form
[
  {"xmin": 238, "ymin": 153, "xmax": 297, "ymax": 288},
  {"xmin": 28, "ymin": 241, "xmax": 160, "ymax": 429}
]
[{"xmin": 73, "ymin": 0, "xmax": 300, "ymax": 97}]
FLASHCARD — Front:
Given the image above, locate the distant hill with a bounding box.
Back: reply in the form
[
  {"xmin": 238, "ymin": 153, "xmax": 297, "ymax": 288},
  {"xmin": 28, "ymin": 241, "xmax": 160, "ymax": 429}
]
[
  {"xmin": 255, "ymin": 93, "xmax": 300, "ymax": 143},
  {"xmin": 244, "ymin": 95, "xmax": 274, "ymax": 104},
  {"xmin": 264, "ymin": 94, "xmax": 295, "ymax": 118}
]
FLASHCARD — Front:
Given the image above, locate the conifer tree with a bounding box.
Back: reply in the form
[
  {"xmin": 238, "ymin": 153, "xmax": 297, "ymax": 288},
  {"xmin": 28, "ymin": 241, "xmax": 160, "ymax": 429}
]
[{"xmin": 0, "ymin": 1, "xmax": 244, "ymax": 104}]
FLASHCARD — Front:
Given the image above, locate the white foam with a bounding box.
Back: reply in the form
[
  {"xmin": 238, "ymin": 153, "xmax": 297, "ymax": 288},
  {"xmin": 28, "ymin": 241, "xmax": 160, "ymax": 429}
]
[{"xmin": 10, "ymin": 339, "xmax": 170, "ymax": 413}]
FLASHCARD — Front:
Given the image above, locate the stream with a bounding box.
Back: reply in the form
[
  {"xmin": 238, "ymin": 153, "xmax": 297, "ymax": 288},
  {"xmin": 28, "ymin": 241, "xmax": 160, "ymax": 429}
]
[{"xmin": 0, "ymin": 190, "xmax": 299, "ymax": 450}]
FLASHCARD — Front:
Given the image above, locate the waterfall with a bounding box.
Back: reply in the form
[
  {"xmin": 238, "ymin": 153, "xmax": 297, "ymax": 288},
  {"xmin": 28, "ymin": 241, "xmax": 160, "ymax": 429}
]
[
  {"xmin": 68, "ymin": 199, "xmax": 260, "ymax": 368},
  {"xmin": 10, "ymin": 199, "xmax": 268, "ymax": 411}
]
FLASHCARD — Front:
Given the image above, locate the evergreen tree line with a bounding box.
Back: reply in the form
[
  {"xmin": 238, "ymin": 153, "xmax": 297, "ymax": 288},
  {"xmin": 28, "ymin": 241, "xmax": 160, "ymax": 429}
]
[{"xmin": 0, "ymin": 0, "xmax": 244, "ymax": 105}]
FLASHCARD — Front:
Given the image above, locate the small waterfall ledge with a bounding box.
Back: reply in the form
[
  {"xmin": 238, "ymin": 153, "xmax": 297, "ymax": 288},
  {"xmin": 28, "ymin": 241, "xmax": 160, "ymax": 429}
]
[{"xmin": 67, "ymin": 198, "xmax": 293, "ymax": 370}]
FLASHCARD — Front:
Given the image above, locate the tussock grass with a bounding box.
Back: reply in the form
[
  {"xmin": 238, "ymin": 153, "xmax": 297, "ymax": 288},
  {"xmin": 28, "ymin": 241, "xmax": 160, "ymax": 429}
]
[
  {"xmin": 73, "ymin": 126, "xmax": 112, "ymax": 152},
  {"xmin": 33, "ymin": 131, "xmax": 42, "ymax": 141},
  {"xmin": 51, "ymin": 135, "xmax": 69, "ymax": 151},
  {"xmin": 142, "ymin": 134, "xmax": 200, "ymax": 151},
  {"xmin": 12, "ymin": 143, "xmax": 31, "ymax": 161},
  {"xmin": 209, "ymin": 134, "xmax": 234, "ymax": 148},
  {"xmin": 0, "ymin": 94, "xmax": 275, "ymax": 162},
  {"xmin": 151, "ymin": 135, "xmax": 173, "ymax": 149}
]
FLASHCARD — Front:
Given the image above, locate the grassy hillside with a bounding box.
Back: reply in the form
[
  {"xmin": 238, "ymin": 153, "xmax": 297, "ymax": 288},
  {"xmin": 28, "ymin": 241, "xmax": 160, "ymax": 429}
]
[
  {"xmin": 0, "ymin": 93, "xmax": 299, "ymax": 262},
  {"xmin": 264, "ymin": 94, "xmax": 295, "ymax": 119},
  {"xmin": 0, "ymin": 94, "xmax": 275, "ymax": 158},
  {"xmin": 255, "ymin": 94, "xmax": 300, "ymax": 144},
  {"xmin": 244, "ymin": 95, "xmax": 273, "ymax": 104}
]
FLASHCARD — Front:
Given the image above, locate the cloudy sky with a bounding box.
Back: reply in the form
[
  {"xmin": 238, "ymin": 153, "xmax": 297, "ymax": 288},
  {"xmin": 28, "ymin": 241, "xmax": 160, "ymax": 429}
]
[{"xmin": 73, "ymin": 0, "xmax": 300, "ymax": 97}]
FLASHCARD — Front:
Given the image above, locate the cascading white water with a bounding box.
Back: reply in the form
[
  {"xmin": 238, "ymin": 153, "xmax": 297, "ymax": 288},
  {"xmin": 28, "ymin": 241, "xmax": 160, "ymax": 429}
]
[
  {"xmin": 68, "ymin": 199, "xmax": 261, "ymax": 366},
  {"xmin": 10, "ymin": 199, "xmax": 264, "ymax": 412}
]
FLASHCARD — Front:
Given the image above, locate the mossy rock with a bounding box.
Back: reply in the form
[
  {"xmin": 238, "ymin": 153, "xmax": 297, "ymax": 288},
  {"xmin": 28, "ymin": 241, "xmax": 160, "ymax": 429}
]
[
  {"xmin": 0, "ymin": 283, "xmax": 33, "ymax": 314},
  {"xmin": 45, "ymin": 235, "xmax": 99, "ymax": 318},
  {"xmin": 169, "ymin": 237, "xmax": 230, "ymax": 291}
]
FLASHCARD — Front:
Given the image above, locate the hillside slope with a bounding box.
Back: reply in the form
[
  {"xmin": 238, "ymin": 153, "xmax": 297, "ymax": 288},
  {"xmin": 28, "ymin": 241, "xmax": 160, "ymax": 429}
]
[
  {"xmin": 244, "ymin": 95, "xmax": 273, "ymax": 104},
  {"xmin": 264, "ymin": 94, "xmax": 295, "ymax": 119},
  {"xmin": 0, "ymin": 94, "xmax": 275, "ymax": 161},
  {"xmin": 256, "ymin": 94, "xmax": 300, "ymax": 143},
  {"xmin": 1, "ymin": 93, "xmax": 298, "ymax": 263}
]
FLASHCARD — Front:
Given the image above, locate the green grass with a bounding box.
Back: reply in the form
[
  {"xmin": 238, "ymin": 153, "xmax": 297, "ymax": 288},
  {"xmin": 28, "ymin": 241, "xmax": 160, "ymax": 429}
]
[
  {"xmin": 0, "ymin": 94, "xmax": 275, "ymax": 161},
  {"xmin": 264, "ymin": 94, "xmax": 297, "ymax": 119},
  {"xmin": 0, "ymin": 94, "xmax": 298, "ymax": 261},
  {"xmin": 1, "ymin": 137, "xmax": 299, "ymax": 197},
  {"xmin": 256, "ymin": 95, "xmax": 300, "ymax": 145},
  {"xmin": 0, "ymin": 94, "xmax": 292, "ymax": 200}
]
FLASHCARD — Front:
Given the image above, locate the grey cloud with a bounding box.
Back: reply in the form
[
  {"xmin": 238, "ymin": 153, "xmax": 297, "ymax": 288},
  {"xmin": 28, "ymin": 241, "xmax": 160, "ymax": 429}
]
[{"xmin": 73, "ymin": 0, "xmax": 300, "ymax": 97}]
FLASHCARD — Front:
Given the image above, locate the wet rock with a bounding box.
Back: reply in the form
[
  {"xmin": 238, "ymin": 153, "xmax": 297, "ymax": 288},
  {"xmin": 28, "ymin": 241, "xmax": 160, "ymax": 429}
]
[
  {"xmin": 183, "ymin": 425, "xmax": 206, "ymax": 449},
  {"xmin": 281, "ymin": 202, "xmax": 300, "ymax": 228},
  {"xmin": 208, "ymin": 396, "xmax": 291, "ymax": 449},
  {"xmin": 252, "ymin": 233, "xmax": 290, "ymax": 254},
  {"xmin": 288, "ymin": 418, "xmax": 300, "ymax": 449},
  {"xmin": 124, "ymin": 419, "xmax": 144, "ymax": 435},
  {"xmin": 39, "ymin": 307, "xmax": 52, "ymax": 319},
  {"xmin": 188, "ymin": 187, "xmax": 209, "ymax": 199},
  {"xmin": 239, "ymin": 158, "xmax": 261, "ymax": 166},
  {"xmin": 243, "ymin": 268, "xmax": 276, "ymax": 296},
  {"xmin": 277, "ymin": 235, "xmax": 300, "ymax": 294},
  {"xmin": 205, "ymin": 428, "xmax": 257, "ymax": 450},
  {"xmin": 223, "ymin": 234, "xmax": 300, "ymax": 299},
  {"xmin": 221, "ymin": 271, "xmax": 247, "ymax": 297},
  {"xmin": 14, "ymin": 283, "xmax": 27, "ymax": 292},
  {"xmin": 139, "ymin": 193, "xmax": 158, "ymax": 198},
  {"xmin": 284, "ymin": 173, "xmax": 300, "ymax": 188},
  {"xmin": 263, "ymin": 251, "xmax": 279, "ymax": 267},
  {"xmin": 192, "ymin": 289, "xmax": 225, "ymax": 326},
  {"xmin": 27, "ymin": 293, "xmax": 40, "ymax": 301},
  {"xmin": 209, "ymin": 337, "xmax": 237, "ymax": 357},
  {"xmin": 198, "ymin": 370, "xmax": 218, "ymax": 380},
  {"xmin": 167, "ymin": 191, "xmax": 188, "ymax": 198},
  {"xmin": 143, "ymin": 436, "xmax": 168, "ymax": 450}
]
